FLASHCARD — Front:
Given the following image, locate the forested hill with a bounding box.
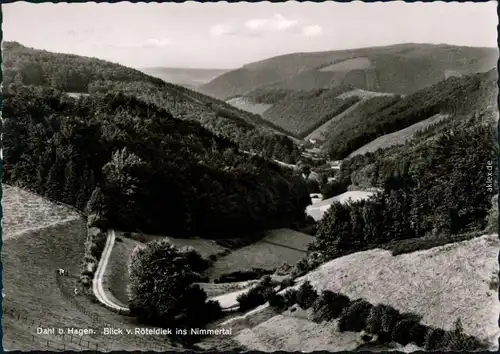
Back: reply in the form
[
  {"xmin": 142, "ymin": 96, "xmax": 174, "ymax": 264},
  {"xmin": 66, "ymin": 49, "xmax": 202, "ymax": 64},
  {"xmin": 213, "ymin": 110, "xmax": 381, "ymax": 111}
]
[
  {"xmin": 3, "ymin": 85, "xmax": 311, "ymax": 238},
  {"xmin": 321, "ymin": 68, "xmax": 498, "ymax": 159},
  {"xmin": 199, "ymin": 43, "xmax": 497, "ymax": 100},
  {"xmin": 2, "ymin": 41, "xmax": 302, "ymax": 163}
]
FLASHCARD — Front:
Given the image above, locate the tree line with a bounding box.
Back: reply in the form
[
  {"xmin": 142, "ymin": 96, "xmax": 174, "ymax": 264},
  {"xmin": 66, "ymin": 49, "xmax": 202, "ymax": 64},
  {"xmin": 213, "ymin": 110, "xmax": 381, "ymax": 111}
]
[{"xmin": 310, "ymin": 118, "xmax": 497, "ymax": 261}]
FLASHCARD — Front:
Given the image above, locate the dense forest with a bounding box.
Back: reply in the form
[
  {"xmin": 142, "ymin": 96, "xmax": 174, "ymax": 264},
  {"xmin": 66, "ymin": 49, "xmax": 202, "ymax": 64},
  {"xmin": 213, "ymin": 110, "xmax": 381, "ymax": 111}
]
[
  {"xmin": 249, "ymin": 86, "xmax": 361, "ymax": 137},
  {"xmin": 2, "ymin": 41, "xmax": 302, "ymax": 164},
  {"xmin": 309, "ymin": 113, "xmax": 497, "ymax": 261},
  {"xmin": 3, "ymin": 84, "xmax": 311, "ymax": 238},
  {"xmin": 322, "ymin": 69, "xmax": 498, "ymax": 159}
]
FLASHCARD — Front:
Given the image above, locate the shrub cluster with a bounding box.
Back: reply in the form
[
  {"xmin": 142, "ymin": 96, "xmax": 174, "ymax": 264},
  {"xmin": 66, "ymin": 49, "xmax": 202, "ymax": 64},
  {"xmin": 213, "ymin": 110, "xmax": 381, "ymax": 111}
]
[
  {"xmin": 79, "ymin": 220, "xmax": 108, "ymax": 291},
  {"xmin": 275, "ymin": 281, "xmax": 488, "ymax": 351},
  {"xmin": 236, "ymin": 276, "xmax": 277, "ymax": 312},
  {"xmin": 312, "ymin": 290, "xmax": 351, "ymax": 323}
]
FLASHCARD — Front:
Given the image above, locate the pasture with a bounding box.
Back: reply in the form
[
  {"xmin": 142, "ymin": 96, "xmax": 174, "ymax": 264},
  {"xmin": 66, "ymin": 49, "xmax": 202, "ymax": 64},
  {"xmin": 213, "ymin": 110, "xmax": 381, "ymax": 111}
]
[
  {"xmin": 1, "ymin": 186, "xmax": 175, "ymax": 351},
  {"xmin": 2, "ymin": 219, "xmax": 175, "ymax": 351},
  {"xmin": 294, "ymin": 234, "xmax": 499, "ymax": 348},
  {"xmin": 207, "ymin": 229, "xmax": 314, "ymax": 280},
  {"xmin": 2, "ymin": 183, "xmax": 80, "ymax": 240}
]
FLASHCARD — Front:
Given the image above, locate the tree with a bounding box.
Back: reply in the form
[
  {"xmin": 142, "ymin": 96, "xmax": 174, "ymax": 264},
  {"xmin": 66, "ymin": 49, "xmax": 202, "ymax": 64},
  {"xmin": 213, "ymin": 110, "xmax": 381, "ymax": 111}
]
[
  {"xmin": 338, "ymin": 299, "xmax": 373, "ymax": 332},
  {"xmin": 128, "ymin": 239, "xmax": 215, "ymax": 328},
  {"xmin": 296, "ymin": 281, "xmax": 318, "ymax": 309},
  {"xmin": 312, "ymin": 290, "xmax": 350, "ymax": 322}
]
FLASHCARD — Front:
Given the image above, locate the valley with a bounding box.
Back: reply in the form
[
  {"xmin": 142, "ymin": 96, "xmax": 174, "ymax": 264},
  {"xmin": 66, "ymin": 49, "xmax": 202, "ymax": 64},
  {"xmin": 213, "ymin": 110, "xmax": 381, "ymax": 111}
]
[{"xmin": 2, "ymin": 20, "xmax": 498, "ymax": 354}]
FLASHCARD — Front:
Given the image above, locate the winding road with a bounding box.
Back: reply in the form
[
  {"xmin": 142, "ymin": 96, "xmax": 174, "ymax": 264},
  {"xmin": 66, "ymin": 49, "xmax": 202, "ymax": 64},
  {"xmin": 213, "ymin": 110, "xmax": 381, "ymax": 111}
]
[
  {"xmin": 92, "ymin": 230, "xmax": 130, "ymax": 314},
  {"xmin": 92, "ymin": 229, "xmax": 252, "ymax": 314}
]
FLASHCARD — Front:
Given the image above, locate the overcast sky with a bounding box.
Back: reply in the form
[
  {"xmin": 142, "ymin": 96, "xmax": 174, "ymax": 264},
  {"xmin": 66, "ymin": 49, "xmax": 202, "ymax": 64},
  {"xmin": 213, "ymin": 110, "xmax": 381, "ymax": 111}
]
[{"xmin": 3, "ymin": 1, "xmax": 498, "ymax": 69}]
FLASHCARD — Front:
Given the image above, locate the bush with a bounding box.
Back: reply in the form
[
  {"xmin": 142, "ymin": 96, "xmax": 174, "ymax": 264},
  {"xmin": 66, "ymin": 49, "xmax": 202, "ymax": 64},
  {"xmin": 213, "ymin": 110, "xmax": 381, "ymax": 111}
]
[
  {"xmin": 391, "ymin": 316, "xmax": 424, "ymax": 346},
  {"xmin": 236, "ymin": 276, "xmax": 276, "ymax": 312},
  {"xmin": 204, "ymin": 300, "xmax": 224, "ymax": 323},
  {"xmin": 80, "ymin": 226, "xmax": 108, "ymax": 288},
  {"xmin": 181, "ymin": 247, "xmax": 211, "ymax": 273},
  {"xmin": 275, "ymin": 262, "xmax": 293, "ymax": 276},
  {"xmin": 424, "ymin": 327, "xmax": 449, "ymax": 351},
  {"xmin": 268, "ymin": 293, "xmax": 287, "ymax": 312},
  {"xmin": 283, "ymin": 288, "xmax": 298, "ymax": 307},
  {"xmin": 278, "ymin": 277, "xmax": 295, "ymax": 291},
  {"xmin": 312, "ymin": 290, "xmax": 350, "ymax": 322},
  {"xmin": 338, "ymin": 299, "xmax": 373, "ymax": 332},
  {"xmin": 379, "ymin": 305, "xmax": 402, "ymax": 336},
  {"xmin": 447, "ymin": 319, "xmax": 486, "ymax": 351},
  {"xmin": 296, "ymin": 281, "xmax": 318, "ymax": 309}
]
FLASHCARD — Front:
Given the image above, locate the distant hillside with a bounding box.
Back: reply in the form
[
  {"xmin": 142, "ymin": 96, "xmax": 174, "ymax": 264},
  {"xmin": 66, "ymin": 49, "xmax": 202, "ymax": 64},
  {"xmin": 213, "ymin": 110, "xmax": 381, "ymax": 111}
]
[
  {"xmin": 322, "ymin": 68, "xmax": 498, "ymax": 159},
  {"xmin": 2, "ymin": 41, "xmax": 302, "ymax": 163},
  {"xmin": 199, "ymin": 43, "xmax": 497, "ymax": 100},
  {"xmin": 139, "ymin": 67, "xmax": 230, "ymax": 89}
]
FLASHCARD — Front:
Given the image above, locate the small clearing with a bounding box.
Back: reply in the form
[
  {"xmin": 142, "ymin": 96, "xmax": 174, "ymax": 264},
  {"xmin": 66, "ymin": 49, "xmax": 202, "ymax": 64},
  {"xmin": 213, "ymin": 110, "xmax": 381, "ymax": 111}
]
[
  {"xmin": 226, "ymin": 97, "xmax": 273, "ymax": 115},
  {"xmin": 2, "ymin": 183, "xmax": 80, "ymax": 240},
  {"xmin": 348, "ymin": 113, "xmax": 450, "ymax": 157},
  {"xmin": 295, "ymin": 234, "xmax": 499, "ymax": 347}
]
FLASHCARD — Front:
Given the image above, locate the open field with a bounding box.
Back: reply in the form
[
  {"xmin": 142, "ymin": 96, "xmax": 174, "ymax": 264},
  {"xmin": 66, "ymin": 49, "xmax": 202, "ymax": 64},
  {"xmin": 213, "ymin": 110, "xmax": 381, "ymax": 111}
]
[
  {"xmin": 2, "ymin": 219, "xmax": 175, "ymax": 351},
  {"xmin": 207, "ymin": 229, "xmax": 313, "ymax": 280},
  {"xmin": 2, "ymin": 183, "xmax": 81, "ymax": 240},
  {"xmin": 348, "ymin": 113, "xmax": 450, "ymax": 157},
  {"xmin": 292, "ymin": 234, "xmax": 499, "ymax": 348},
  {"xmin": 319, "ymin": 57, "xmax": 373, "ymax": 72}
]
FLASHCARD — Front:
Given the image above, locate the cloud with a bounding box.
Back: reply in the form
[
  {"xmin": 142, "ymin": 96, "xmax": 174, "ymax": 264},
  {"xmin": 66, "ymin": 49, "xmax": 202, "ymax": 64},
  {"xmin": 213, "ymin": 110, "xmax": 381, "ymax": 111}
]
[
  {"xmin": 244, "ymin": 14, "xmax": 298, "ymax": 32},
  {"xmin": 301, "ymin": 25, "xmax": 323, "ymax": 37},
  {"xmin": 209, "ymin": 24, "xmax": 236, "ymax": 37}
]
